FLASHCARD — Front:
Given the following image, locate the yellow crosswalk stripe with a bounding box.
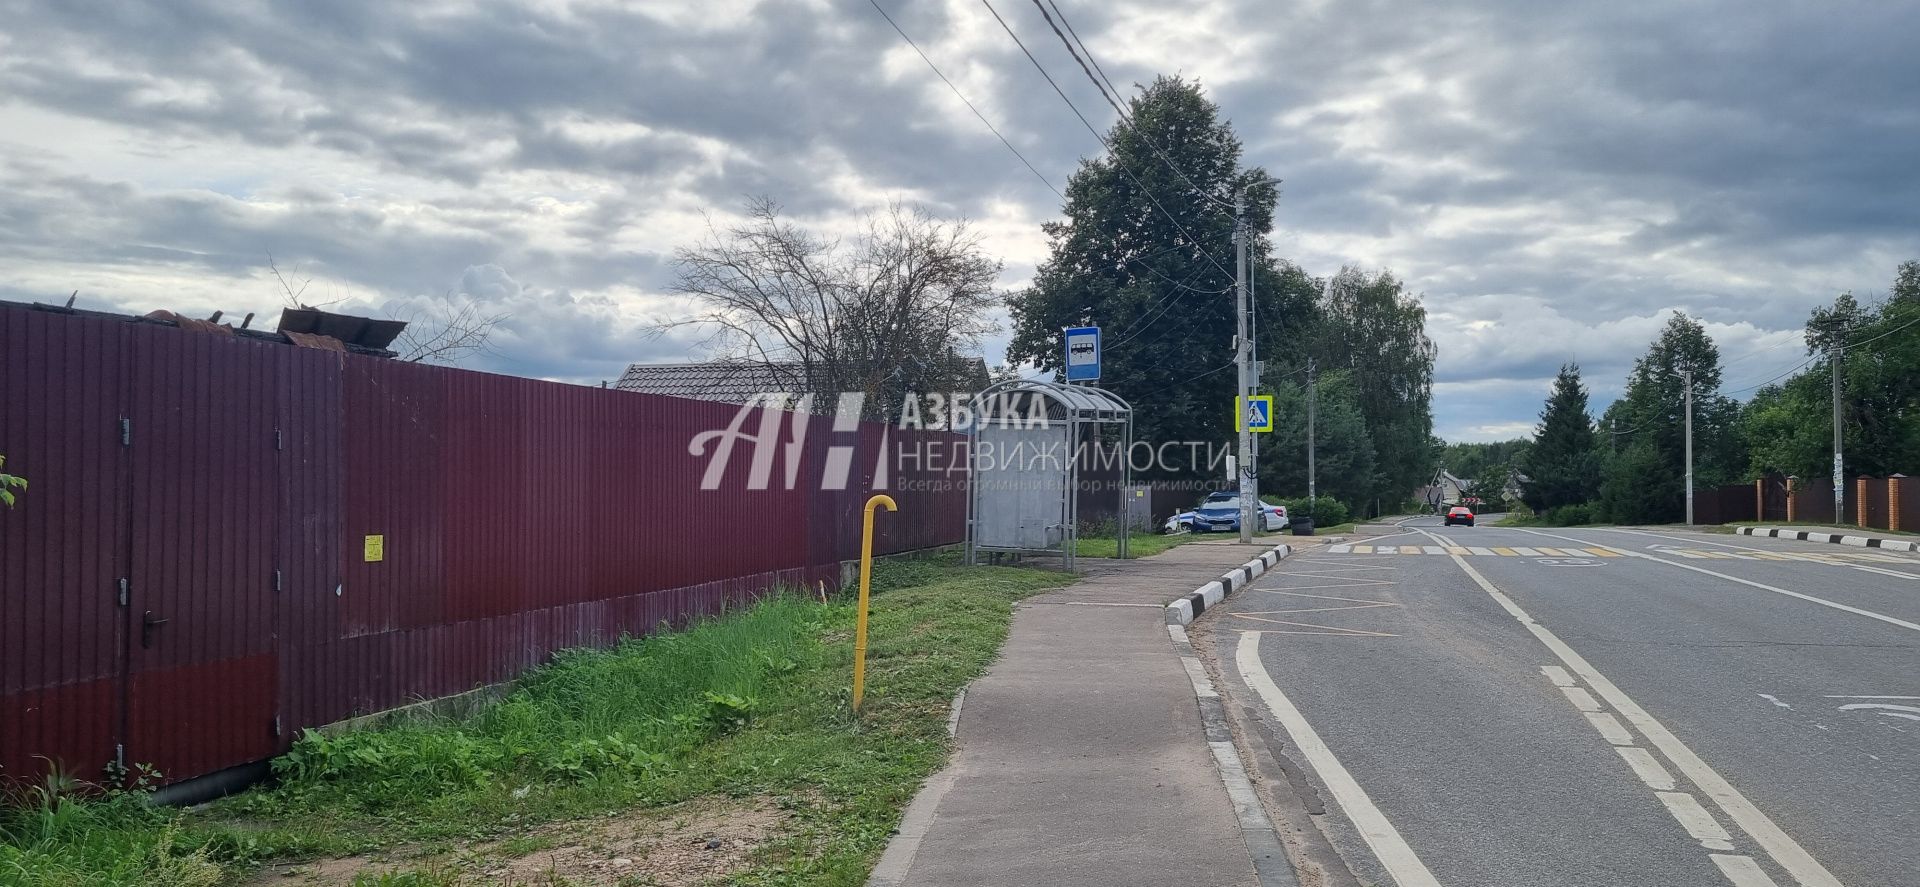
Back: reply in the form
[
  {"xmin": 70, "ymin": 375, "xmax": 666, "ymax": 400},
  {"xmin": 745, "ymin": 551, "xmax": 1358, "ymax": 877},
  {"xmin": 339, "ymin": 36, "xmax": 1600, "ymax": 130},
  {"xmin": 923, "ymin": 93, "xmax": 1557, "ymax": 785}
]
[
  {"xmin": 1584, "ymin": 548, "xmax": 1620, "ymax": 557},
  {"xmin": 1399, "ymin": 545, "xmax": 1422, "ymax": 555},
  {"xmin": 1447, "ymin": 547, "xmax": 1471, "ymax": 556},
  {"xmin": 1534, "ymin": 547, "xmax": 1568, "ymax": 556},
  {"xmin": 1351, "ymin": 545, "xmax": 1372, "ymax": 554},
  {"xmin": 1493, "ymin": 547, "xmax": 1519, "ymax": 556}
]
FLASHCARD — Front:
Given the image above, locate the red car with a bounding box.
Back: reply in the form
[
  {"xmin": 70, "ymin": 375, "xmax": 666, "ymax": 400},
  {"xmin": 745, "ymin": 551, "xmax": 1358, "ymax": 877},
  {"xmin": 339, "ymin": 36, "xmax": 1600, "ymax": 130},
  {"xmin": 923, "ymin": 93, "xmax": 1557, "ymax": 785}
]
[{"xmin": 1444, "ymin": 505, "xmax": 1475, "ymax": 527}]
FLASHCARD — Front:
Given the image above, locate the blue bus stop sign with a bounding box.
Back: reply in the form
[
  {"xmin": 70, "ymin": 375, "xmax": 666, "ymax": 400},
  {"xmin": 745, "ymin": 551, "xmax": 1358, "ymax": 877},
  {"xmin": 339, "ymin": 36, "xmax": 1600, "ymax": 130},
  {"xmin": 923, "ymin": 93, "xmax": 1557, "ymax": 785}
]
[{"xmin": 1064, "ymin": 326, "xmax": 1100, "ymax": 381}]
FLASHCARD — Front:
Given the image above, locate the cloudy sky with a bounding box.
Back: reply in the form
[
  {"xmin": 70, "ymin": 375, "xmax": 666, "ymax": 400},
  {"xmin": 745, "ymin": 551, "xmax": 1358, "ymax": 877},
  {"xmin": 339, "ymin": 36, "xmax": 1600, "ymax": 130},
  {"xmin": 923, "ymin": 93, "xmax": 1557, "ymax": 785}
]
[{"xmin": 2, "ymin": 0, "xmax": 1915, "ymax": 440}]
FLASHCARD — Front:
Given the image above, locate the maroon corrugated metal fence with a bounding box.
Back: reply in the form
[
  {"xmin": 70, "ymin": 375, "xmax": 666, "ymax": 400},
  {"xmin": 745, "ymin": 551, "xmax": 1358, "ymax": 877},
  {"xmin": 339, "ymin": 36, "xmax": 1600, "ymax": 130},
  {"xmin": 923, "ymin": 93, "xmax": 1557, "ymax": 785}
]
[{"xmin": 1, "ymin": 303, "xmax": 965, "ymax": 789}]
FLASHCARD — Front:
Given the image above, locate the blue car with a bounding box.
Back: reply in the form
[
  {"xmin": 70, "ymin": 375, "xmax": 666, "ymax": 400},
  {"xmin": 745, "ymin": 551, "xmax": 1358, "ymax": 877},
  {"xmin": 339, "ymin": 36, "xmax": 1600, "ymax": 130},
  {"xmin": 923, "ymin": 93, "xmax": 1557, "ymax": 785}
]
[{"xmin": 1165, "ymin": 492, "xmax": 1287, "ymax": 533}]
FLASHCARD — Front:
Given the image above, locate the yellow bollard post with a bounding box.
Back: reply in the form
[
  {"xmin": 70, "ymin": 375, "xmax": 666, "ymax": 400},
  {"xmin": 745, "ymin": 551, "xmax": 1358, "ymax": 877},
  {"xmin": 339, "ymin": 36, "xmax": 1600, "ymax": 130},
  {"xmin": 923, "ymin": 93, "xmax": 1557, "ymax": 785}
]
[{"xmin": 852, "ymin": 493, "xmax": 898, "ymax": 714}]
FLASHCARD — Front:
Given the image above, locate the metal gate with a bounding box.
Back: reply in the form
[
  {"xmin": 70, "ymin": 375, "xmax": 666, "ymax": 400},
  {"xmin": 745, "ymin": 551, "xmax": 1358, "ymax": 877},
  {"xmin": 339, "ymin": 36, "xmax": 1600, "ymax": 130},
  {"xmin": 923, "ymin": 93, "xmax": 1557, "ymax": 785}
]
[{"xmin": 121, "ymin": 326, "xmax": 283, "ymax": 782}]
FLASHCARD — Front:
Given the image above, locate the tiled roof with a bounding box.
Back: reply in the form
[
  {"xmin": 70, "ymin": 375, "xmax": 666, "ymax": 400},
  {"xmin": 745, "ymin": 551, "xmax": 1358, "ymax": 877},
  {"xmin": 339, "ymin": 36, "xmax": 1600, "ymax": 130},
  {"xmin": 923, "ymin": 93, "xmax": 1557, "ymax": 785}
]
[
  {"xmin": 611, "ymin": 361, "xmax": 802, "ymax": 404},
  {"xmin": 613, "ymin": 357, "xmax": 991, "ymax": 405}
]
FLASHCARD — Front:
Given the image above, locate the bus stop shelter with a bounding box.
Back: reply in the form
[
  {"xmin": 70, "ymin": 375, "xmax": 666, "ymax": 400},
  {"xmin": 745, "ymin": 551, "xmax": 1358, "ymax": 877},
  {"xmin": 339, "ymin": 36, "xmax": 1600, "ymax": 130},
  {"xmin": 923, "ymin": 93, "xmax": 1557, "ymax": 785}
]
[{"xmin": 965, "ymin": 378, "xmax": 1133, "ymax": 570}]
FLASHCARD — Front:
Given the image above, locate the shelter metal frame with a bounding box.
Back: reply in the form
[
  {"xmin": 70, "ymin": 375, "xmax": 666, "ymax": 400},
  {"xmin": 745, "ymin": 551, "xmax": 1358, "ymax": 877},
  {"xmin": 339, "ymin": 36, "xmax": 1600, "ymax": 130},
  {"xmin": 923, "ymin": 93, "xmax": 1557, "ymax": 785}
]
[{"xmin": 964, "ymin": 378, "xmax": 1133, "ymax": 571}]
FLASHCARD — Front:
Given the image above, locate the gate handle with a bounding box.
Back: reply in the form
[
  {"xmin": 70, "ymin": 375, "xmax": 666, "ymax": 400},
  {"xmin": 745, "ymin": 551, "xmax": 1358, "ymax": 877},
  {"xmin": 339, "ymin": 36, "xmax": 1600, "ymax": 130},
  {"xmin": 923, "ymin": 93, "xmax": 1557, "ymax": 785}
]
[{"xmin": 141, "ymin": 610, "xmax": 169, "ymax": 648}]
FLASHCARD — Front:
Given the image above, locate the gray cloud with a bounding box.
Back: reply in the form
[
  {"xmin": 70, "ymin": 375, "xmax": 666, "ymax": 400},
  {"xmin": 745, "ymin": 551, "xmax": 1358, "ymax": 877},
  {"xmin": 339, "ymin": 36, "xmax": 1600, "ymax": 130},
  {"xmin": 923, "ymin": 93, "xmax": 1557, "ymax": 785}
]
[{"xmin": 0, "ymin": 0, "xmax": 1914, "ymax": 440}]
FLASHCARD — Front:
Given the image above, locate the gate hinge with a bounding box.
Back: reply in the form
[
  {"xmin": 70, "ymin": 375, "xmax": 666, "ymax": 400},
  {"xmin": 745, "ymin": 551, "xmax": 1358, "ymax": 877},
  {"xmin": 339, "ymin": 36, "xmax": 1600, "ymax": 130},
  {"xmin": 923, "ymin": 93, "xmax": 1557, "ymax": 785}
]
[
  {"xmin": 119, "ymin": 417, "xmax": 131, "ymax": 447},
  {"xmin": 274, "ymin": 427, "xmax": 283, "ymax": 451},
  {"xmin": 273, "ymin": 569, "xmax": 282, "ymax": 592},
  {"xmin": 117, "ymin": 577, "xmax": 129, "ymax": 607},
  {"xmin": 272, "ymin": 715, "xmax": 282, "ymax": 738}
]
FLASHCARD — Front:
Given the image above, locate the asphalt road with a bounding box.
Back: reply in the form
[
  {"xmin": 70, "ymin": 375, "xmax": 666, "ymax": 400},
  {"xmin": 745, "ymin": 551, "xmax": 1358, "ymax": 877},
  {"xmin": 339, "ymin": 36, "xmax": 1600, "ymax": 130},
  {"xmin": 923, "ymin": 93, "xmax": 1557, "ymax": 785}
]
[{"xmin": 1195, "ymin": 517, "xmax": 1918, "ymax": 887}]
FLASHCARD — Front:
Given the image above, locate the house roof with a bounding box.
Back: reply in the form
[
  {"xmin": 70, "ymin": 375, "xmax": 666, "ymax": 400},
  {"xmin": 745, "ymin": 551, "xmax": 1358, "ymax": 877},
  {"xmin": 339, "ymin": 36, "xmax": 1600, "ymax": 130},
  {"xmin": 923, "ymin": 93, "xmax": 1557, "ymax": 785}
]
[
  {"xmin": 611, "ymin": 361, "xmax": 799, "ymax": 403},
  {"xmin": 613, "ymin": 356, "xmax": 990, "ymax": 405}
]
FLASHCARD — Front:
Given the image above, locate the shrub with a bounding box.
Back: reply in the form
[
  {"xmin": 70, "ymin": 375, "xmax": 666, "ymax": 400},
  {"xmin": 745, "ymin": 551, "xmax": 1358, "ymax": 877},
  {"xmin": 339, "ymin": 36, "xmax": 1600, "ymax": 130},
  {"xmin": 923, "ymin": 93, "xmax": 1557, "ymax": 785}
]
[
  {"xmin": 1545, "ymin": 503, "xmax": 1595, "ymax": 526},
  {"xmin": 1271, "ymin": 497, "xmax": 1350, "ymax": 527}
]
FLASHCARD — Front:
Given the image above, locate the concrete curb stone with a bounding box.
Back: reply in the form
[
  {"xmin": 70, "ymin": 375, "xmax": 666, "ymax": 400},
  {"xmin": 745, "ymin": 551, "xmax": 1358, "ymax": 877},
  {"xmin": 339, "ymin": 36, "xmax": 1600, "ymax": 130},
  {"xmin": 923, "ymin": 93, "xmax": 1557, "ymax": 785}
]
[{"xmin": 1164, "ymin": 540, "xmax": 1294, "ymax": 625}]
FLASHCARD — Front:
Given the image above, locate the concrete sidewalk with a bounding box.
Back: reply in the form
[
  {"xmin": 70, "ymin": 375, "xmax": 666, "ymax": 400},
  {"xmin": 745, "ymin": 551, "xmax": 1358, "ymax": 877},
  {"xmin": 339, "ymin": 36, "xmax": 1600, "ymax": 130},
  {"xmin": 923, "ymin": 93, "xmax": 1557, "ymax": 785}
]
[{"xmin": 870, "ymin": 541, "xmax": 1290, "ymax": 887}]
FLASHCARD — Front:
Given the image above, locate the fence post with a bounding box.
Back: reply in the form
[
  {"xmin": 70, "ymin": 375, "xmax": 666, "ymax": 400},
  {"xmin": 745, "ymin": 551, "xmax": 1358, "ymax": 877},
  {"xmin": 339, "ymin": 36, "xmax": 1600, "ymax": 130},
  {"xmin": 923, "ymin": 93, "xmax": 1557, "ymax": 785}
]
[
  {"xmin": 1786, "ymin": 476, "xmax": 1798, "ymax": 523},
  {"xmin": 1754, "ymin": 479, "xmax": 1763, "ymax": 523},
  {"xmin": 1856, "ymin": 477, "xmax": 1869, "ymax": 527},
  {"xmin": 1890, "ymin": 476, "xmax": 1904, "ymax": 532}
]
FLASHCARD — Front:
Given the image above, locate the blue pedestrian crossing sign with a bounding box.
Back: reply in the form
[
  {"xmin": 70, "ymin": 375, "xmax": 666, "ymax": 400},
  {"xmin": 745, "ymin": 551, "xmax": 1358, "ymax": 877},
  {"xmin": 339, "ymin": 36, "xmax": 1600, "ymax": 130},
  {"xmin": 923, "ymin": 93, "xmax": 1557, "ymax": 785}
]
[
  {"xmin": 1063, "ymin": 326, "xmax": 1101, "ymax": 381},
  {"xmin": 1237, "ymin": 395, "xmax": 1275, "ymax": 432}
]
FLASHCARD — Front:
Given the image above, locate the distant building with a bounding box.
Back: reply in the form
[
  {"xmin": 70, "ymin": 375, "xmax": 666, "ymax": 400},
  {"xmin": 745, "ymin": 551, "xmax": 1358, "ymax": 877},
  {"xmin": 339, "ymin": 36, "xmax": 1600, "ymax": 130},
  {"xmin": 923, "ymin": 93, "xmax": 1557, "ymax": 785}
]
[
  {"xmin": 612, "ymin": 356, "xmax": 991, "ymax": 412},
  {"xmin": 1415, "ymin": 469, "xmax": 1475, "ymax": 510}
]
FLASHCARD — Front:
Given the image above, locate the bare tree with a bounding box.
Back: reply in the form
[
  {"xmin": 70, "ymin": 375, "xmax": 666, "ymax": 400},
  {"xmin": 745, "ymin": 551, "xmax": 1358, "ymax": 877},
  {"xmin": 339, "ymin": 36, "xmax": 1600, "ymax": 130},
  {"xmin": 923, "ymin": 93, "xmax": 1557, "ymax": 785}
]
[
  {"xmin": 266, "ymin": 254, "xmax": 505, "ymax": 365},
  {"xmin": 391, "ymin": 299, "xmax": 507, "ymax": 364},
  {"xmin": 665, "ymin": 197, "xmax": 1001, "ymax": 417}
]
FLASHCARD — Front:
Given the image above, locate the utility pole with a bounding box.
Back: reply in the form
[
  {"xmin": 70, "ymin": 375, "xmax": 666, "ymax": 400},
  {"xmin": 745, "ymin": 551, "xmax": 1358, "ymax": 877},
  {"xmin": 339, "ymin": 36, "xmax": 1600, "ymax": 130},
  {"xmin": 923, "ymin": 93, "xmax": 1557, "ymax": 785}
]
[
  {"xmin": 1832, "ymin": 342, "xmax": 1845, "ymax": 519},
  {"xmin": 1307, "ymin": 357, "xmax": 1317, "ymax": 508},
  {"xmin": 1234, "ymin": 187, "xmax": 1254, "ymax": 543},
  {"xmin": 1682, "ymin": 368, "xmax": 1694, "ymax": 526}
]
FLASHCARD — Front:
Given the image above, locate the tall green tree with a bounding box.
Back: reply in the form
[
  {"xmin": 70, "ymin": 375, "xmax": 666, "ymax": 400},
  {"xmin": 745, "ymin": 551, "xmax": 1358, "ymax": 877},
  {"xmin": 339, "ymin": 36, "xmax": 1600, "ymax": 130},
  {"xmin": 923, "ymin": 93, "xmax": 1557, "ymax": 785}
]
[
  {"xmin": 1598, "ymin": 313, "xmax": 1741, "ymax": 522},
  {"xmin": 1740, "ymin": 261, "xmax": 1920, "ymax": 479},
  {"xmin": 1437, "ymin": 439, "xmax": 1531, "ymax": 490},
  {"xmin": 1257, "ymin": 367, "xmax": 1375, "ymax": 506},
  {"xmin": 1519, "ymin": 363, "xmax": 1599, "ymax": 510},
  {"xmin": 1311, "ymin": 267, "xmax": 1437, "ymax": 507},
  {"xmin": 1005, "ymin": 76, "xmax": 1315, "ymax": 475}
]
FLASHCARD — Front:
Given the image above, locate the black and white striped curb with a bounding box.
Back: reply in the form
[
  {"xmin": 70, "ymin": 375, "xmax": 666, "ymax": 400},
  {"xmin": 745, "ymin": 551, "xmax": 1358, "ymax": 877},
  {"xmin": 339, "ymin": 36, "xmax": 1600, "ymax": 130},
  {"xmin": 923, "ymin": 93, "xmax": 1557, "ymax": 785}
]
[
  {"xmin": 1736, "ymin": 525, "xmax": 1920, "ymax": 553},
  {"xmin": 1166, "ymin": 622, "xmax": 1300, "ymax": 887},
  {"xmin": 1166, "ymin": 542, "xmax": 1293, "ymax": 625}
]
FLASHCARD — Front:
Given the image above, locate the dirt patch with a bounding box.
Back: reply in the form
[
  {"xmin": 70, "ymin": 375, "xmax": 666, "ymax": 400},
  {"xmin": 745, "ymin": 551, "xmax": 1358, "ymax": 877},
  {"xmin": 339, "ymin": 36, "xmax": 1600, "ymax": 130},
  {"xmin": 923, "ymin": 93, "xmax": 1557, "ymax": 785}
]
[{"xmin": 245, "ymin": 795, "xmax": 794, "ymax": 886}]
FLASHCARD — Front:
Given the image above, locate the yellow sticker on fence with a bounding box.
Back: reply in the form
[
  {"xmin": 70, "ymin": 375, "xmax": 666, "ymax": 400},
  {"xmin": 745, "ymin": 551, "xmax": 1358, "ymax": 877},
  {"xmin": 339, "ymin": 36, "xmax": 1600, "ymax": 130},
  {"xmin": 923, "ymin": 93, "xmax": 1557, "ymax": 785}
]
[{"xmin": 364, "ymin": 535, "xmax": 385, "ymax": 562}]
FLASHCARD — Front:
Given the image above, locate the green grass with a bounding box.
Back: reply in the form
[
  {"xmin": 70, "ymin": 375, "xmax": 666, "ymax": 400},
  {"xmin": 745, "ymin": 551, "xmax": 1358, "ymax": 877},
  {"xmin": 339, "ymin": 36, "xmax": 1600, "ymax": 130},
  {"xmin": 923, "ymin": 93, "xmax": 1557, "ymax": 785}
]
[
  {"xmin": 0, "ymin": 556, "xmax": 1072, "ymax": 886},
  {"xmin": 1072, "ymin": 532, "xmax": 1195, "ymax": 558}
]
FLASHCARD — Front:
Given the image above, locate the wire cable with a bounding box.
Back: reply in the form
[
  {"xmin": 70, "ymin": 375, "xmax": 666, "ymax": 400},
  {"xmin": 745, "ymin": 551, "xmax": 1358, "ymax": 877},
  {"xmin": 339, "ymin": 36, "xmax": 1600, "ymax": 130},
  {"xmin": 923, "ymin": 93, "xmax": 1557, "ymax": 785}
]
[
  {"xmin": 1025, "ymin": 0, "xmax": 1239, "ymax": 211},
  {"xmin": 978, "ymin": 0, "xmax": 1236, "ymax": 281},
  {"xmin": 866, "ymin": 0, "xmax": 1064, "ymax": 201},
  {"xmin": 1044, "ymin": 0, "xmax": 1124, "ymax": 104}
]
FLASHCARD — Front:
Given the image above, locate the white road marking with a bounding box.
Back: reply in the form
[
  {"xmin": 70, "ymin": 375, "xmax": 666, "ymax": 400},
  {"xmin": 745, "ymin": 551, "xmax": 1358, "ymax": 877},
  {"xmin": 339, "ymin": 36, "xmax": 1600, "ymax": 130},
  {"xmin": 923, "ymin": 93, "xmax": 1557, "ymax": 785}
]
[
  {"xmin": 1413, "ymin": 527, "xmax": 1845, "ymax": 887},
  {"xmin": 1757, "ymin": 694, "xmax": 1794, "ymax": 710},
  {"xmin": 1257, "ymin": 581, "xmax": 1395, "ymax": 591},
  {"xmin": 1540, "ymin": 665, "xmax": 1576, "ymax": 687},
  {"xmin": 1468, "ymin": 546, "xmax": 1495, "ymax": 556},
  {"xmin": 1616, "ymin": 746, "xmax": 1677, "ymax": 791},
  {"xmin": 1838, "ymin": 702, "xmax": 1920, "ymax": 722},
  {"xmin": 1421, "ymin": 545, "xmax": 1446, "ymax": 555},
  {"xmin": 1510, "ymin": 546, "xmax": 1542, "ymax": 556},
  {"xmin": 1852, "ymin": 565, "xmax": 1920, "ymax": 581},
  {"xmin": 1657, "ymin": 791, "xmax": 1736, "ymax": 851},
  {"xmin": 1329, "ymin": 544, "xmax": 1353, "ymax": 553},
  {"xmin": 1561, "ymin": 686, "xmax": 1603, "ymax": 712},
  {"xmin": 1712, "ymin": 854, "xmax": 1785, "ymax": 887},
  {"xmin": 1823, "ymin": 694, "xmax": 1920, "ymax": 699},
  {"xmin": 1236, "ymin": 633, "xmax": 1443, "ymax": 887},
  {"xmin": 1516, "ymin": 528, "xmax": 1920, "ymax": 634},
  {"xmin": 1585, "ymin": 711, "xmax": 1636, "ymax": 746}
]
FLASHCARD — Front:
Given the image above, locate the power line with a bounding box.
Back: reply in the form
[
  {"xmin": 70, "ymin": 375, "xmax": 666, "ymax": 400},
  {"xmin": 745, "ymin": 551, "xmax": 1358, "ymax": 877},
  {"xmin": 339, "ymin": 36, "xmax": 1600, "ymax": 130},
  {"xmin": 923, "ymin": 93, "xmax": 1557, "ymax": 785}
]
[
  {"xmin": 1838, "ymin": 305, "xmax": 1920, "ymax": 350},
  {"xmin": 1106, "ymin": 265, "xmax": 1212, "ymax": 349},
  {"xmin": 1043, "ymin": 0, "xmax": 1123, "ymax": 103},
  {"xmin": 1025, "ymin": 0, "xmax": 1127, "ymax": 122},
  {"xmin": 1722, "ymin": 354, "xmax": 1820, "ymax": 397},
  {"xmin": 1025, "ymin": 0, "xmax": 1238, "ymax": 211},
  {"xmin": 865, "ymin": 0, "xmax": 1064, "ymax": 201},
  {"xmin": 977, "ymin": 0, "xmax": 1236, "ymax": 281},
  {"xmin": 1720, "ymin": 306, "xmax": 1920, "ymax": 396}
]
